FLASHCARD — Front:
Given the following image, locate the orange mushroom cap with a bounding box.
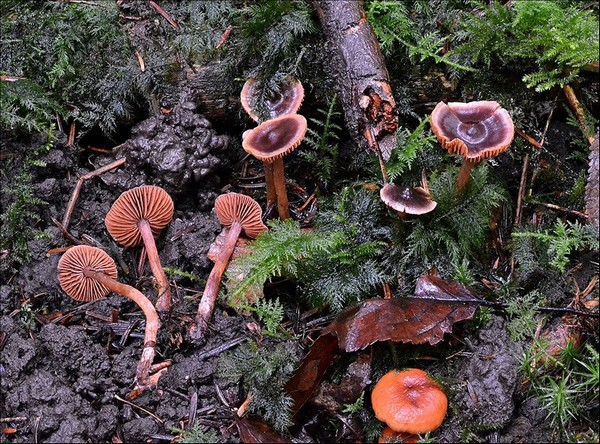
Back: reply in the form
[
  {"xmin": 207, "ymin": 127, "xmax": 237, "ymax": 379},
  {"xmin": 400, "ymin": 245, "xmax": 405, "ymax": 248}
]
[
  {"xmin": 214, "ymin": 192, "xmax": 267, "ymax": 239},
  {"xmin": 380, "ymin": 184, "xmax": 437, "ymax": 215},
  {"xmin": 242, "ymin": 114, "xmax": 307, "ymax": 162},
  {"xmin": 57, "ymin": 245, "xmax": 118, "ymax": 302},
  {"xmin": 371, "ymin": 369, "xmax": 448, "ymax": 435},
  {"xmin": 105, "ymin": 185, "xmax": 174, "ymax": 247},
  {"xmin": 379, "ymin": 426, "xmax": 419, "ymax": 443},
  {"xmin": 240, "ymin": 76, "xmax": 304, "ymax": 122},
  {"xmin": 430, "ymin": 101, "xmax": 514, "ymax": 162}
]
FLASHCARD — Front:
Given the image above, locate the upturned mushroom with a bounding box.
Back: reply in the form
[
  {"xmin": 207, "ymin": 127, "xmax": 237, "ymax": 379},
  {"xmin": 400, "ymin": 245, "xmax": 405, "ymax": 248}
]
[
  {"xmin": 430, "ymin": 100, "xmax": 514, "ymax": 194},
  {"xmin": 57, "ymin": 245, "xmax": 160, "ymax": 388},
  {"xmin": 242, "ymin": 114, "xmax": 307, "ymax": 220},
  {"xmin": 189, "ymin": 192, "xmax": 267, "ymax": 341},
  {"xmin": 240, "ymin": 76, "xmax": 304, "ymax": 123},
  {"xmin": 371, "ymin": 368, "xmax": 448, "ymax": 435},
  {"xmin": 380, "ymin": 183, "xmax": 437, "ymax": 217},
  {"xmin": 105, "ymin": 185, "xmax": 174, "ymax": 312}
]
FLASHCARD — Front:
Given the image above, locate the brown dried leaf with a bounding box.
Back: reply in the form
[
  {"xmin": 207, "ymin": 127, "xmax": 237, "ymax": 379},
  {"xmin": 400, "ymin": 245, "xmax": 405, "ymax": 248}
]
[
  {"xmin": 285, "ymin": 273, "xmax": 481, "ymax": 415},
  {"xmin": 324, "ymin": 274, "xmax": 480, "ymax": 352},
  {"xmin": 235, "ymin": 415, "xmax": 290, "ymax": 443}
]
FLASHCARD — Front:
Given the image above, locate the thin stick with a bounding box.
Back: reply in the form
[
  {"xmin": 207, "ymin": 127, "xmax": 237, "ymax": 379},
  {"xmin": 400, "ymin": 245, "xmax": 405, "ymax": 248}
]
[
  {"xmin": 297, "ymin": 192, "xmax": 316, "ymax": 212},
  {"xmin": 515, "ymin": 153, "xmax": 530, "ymax": 226},
  {"xmin": 529, "ymin": 200, "xmax": 589, "ymax": 219},
  {"xmin": 563, "ymin": 84, "xmax": 596, "ymax": 144},
  {"xmin": 365, "ymin": 126, "xmax": 389, "ymax": 183},
  {"xmin": 62, "ymin": 158, "xmax": 126, "ymax": 230},
  {"xmin": 515, "ymin": 127, "xmax": 543, "ymax": 150},
  {"xmin": 114, "ymin": 394, "xmax": 164, "ymax": 424}
]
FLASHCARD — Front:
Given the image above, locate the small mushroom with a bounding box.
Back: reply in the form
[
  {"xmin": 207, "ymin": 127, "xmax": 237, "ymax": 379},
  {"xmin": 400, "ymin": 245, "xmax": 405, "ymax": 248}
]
[
  {"xmin": 57, "ymin": 245, "xmax": 160, "ymax": 388},
  {"xmin": 242, "ymin": 114, "xmax": 307, "ymax": 220},
  {"xmin": 189, "ymin": 192, "xmax": 267, "ymax": 341},
  {"xmin": 371, "ymin": 368, "xmax": 448, "ymax": 435},
  {"xmin": 430, "ymin": 101, "xmax": 514, "ymax": 194},
  {"xmin": 380, "ymin": 183, "xmax": 437, "ymax": 217},
  {"xmin": 105, "ymin": 185, "xmax": 174, "ymax": 312},
  {"xmin": 379, "ymin": 426, "xmax": 419, "ymax": 443},
  {"xmin": 240, "ymin": 76, "xmax": 304, "ymax": 123}
]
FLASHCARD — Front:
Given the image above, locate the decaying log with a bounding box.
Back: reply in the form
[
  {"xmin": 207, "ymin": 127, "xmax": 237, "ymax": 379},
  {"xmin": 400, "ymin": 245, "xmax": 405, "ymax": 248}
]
[{"xmin": 310, "ymin": 0, "xmax": 398, "ymax": 160}]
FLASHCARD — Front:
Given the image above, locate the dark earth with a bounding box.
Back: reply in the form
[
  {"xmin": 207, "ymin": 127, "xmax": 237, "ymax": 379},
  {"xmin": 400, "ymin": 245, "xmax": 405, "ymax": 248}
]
[{"xmin": 1, "ymin": 2, "xmax": 598, "ymax": 443}]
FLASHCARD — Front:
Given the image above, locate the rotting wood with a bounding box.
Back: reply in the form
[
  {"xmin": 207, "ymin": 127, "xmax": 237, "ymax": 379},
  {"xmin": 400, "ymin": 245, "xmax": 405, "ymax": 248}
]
[{"xmin": 310, "ymin": 0, "xmax": 398, "ymax": 160}]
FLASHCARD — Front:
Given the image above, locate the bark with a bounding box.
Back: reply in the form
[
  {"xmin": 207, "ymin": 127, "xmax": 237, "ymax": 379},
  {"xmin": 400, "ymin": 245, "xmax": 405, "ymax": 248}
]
[{"xmin": 310, "ymin": 0, "xmax": 398, "ymax": 160}]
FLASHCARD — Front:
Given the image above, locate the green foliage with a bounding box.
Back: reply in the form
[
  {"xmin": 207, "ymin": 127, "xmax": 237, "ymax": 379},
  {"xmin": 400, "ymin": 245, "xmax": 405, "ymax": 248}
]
[
  {"xmin": 301, "ymin": 94, "xmax": 342, "ymax": 190},
  {"xmin": 385, "ymin": 116, "xmax": 437, "ymax": 183},
  {"xmin": 452, "ymin": 0, "xmax": 599, "ymax": 91},
  {"xmin": 519, "ymin": 339, "xmax": 600, "ymax": 438},
  {"xmin": 512, "ymin": 220, "xmax": 599, "ymax": 273},
  {"xmin": 0, "ymin": 78, "xmax": 60, "ymax": 134},
  {"xmin": 402, "ymin": 164, "xmax": 507, "ymax": 266},
  {"xmin": 171, "ymin": 423, "xmax": 219, "ymax": 444},
  {"xmin": 163, "ymin": 267, "xmax": 205, "ymax": 286},
  {"xmin": 0, "ymin": 166, "xmax": 48, "ymax": 268},
  {"xmin": 365, "ymin": 0, "xmax": 475, "ymax": 72},
  {"xmin": 217, "ymin": 341, "xmax": 299, "ymax": 433},
  {"xmin": 224, "ymin": 218, "xmax": 338, "ymax": 304},
  {"xmin": 232, "ymin": 0, "xmax": 316, "ymax": 80},
  {"xmin": 503, "ymin": 290, "xmax": 545, "ymax": 342},
  {"xmin": 341, "ymin": 391, "xmax": 365, "ymax": 415},
  {"xmin": 229, "ymin": 298, "xmax": 285, "ymax": 337},
  {"xmin": 225, "ymin": 187, "xmax": 393, "ymax": 312}
]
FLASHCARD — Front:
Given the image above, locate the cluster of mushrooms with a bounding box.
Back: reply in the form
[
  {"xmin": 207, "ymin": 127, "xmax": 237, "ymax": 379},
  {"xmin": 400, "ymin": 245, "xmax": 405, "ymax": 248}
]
[{"xmin": 55, "ymin": 73, "xmax": 515, "ymax": 434}]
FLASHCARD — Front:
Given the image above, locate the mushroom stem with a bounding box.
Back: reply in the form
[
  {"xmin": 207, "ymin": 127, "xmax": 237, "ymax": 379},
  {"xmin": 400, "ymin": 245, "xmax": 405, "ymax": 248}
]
[
  {"xmin": 138, "ymin": 219, "xmax": 171, "ymax": 311},
  {"xmin": 83, "ymin": 268, "xmax": 159, "ymax": 387},
  {"xmin": 263, "ymin": 161, "xmax": 277, "ymax": 212},
  {"xmin": 191, "ymin": 221, "xmax": 243, "ymax": 340},
  {"xmin": 456, "ymin": 159, "xmax": 480, "ymax": 195},
  {"xmin": 271, "ymin": 157, "xmax": 291, "ymax": 220}
]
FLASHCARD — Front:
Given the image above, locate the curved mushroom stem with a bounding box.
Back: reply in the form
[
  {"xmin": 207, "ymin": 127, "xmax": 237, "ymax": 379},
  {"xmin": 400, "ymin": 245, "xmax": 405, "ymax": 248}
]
[
  {"xmin": 190, "ymin": 221, "xmax": 243, "ymax": 341},
  {"xmin": 263, "ymin": 161, "xmax": 277, "ymax": 214},
  {"xmin": 82, "ymin": 269, "xmax": 159, "ymax": 388},
  {"xmin": 138, "ymin": 219, "xmax": 171, "ymax": 311},
  {"xmin": 456, "ymin": 159, "xmax": 480, "ymax": 195},
  {"xmin": 271, "ymin": 157, "xmax": 291, "ymax": 220}
]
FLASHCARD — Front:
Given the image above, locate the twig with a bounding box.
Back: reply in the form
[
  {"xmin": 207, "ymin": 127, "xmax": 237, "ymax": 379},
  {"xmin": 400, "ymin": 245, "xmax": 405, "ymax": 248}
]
[
  {"xmin": 514, "ymin": 153, "xmax": 530, "ymax": 226},
  {"xmin": 195, "ymin": 337, "xmax": 246, "ymax": 362},
  {"xmin": 515, "ymin": 127, "xmax": 543, "ymax": 150},
  {"xmin": 0, "ymin": 417, "xmax": 28, "ymax": 423},
  {"xmin": 563, "ymin": 84, "xmax": 596, "ymax": 144},
  {"xmin": 50, "ymin": 217, "xmax": 82, "ymax": 245},
  {"xmin": 62, "ymin": 158, "xmax": 126, "ymax": 230},
  {"xmin": 297, "ymin": 193, "xmax": 316, "ymax": 212},
  {"xmin": 365, "ymin": 125, "xmax": 389, "ymax": 183},
  {"xmin": 114, "ymin": 394, "xmax": 164, "ymax": 424},
  {"xmin": 529, "ymin": 200, "xmax": 589, "ymax": 219},
  {"xmin": 148, "ymin": 1, "xmax": 179, "ymax": 29}
]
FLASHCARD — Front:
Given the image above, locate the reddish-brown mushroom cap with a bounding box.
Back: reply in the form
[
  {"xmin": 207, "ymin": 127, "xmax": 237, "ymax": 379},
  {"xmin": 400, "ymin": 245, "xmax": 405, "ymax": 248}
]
[
  {"xmin": 430, "ymin": 101, "xmax": 514, "ymax": 161},
  {"xmin": 105, "ymin": 185, "xmax": 174, "ymax": 247},
  {"xmin": 371, "ymin": 369, "xmax": 448, "ymax": 435},
  {"xmin": 242, "ymin": 114, "xmax": 308, "ymax": 162},
  {"xmin": 240, "ymin": 76, "xmax": 304, "ymax": 122},
  {"xmin": 379, "ymin": 426, "xmax": 419, "ymax": 443},
  {"xmin": 57, "ymin": 245, "xmax": 118, "ymax": 302},
  {"xmin": 214, "ymin": 192, "xmax": 267, "ymax": 238},
  {"xmin": 380, "ymin": 184, "xmax": 437, "ymax": 215}
]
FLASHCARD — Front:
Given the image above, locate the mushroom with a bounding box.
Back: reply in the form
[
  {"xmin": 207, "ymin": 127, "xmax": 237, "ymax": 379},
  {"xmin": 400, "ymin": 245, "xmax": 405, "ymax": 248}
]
[
  {"xmin": 430, "ymin": 101, "xmax": 514, "ymax": 194},
  {"xmin": 240, "ymin": 76, "xmax": 304, "ymax": 123},
  {"xmin": 189, "ymin": 192, "xmax": 267, "ymax": 341},
  {"xmin": 371, "ymin": 368, "xmax": 448, "ymax": 435},
  {"xmin": 379, "ymin": 426, "xmax": 419, "ymax": 443},
  {"xmin": 242, "ymin": 114, "xmax": 307, "ymax": 220},
  {"xmin": 380, "ymin": 183, "xmax": 437, "ymax": 217},
  {"xmin": 57, "ymin": 245, "xmax": 160, "ymax": 388},
  {"xmin": 105, "ymin": 185, "xmax": 174, "ymax": 312}
]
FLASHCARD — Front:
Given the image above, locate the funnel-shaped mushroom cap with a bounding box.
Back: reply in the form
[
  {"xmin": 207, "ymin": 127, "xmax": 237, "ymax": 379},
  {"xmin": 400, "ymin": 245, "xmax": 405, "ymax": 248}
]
[
  {"xmin": 241, "ymin": 76, "xmax": 304, "ymax": 122},
  {"xmin": 242, "ymin": 114, "xmax": 307, "ymax": 162},
  {"xmin": 58, "ymin": 245, "xmax": 118, "ymax": 302},
  {"xmin": 214, "ymin": 193, "xmax": 267, "ymax": 239},
  {"xmin": 371, "ymin": 369, "xmax": 448, "ymax": 435},
  {"xmin": 430, "ymin": 101, "xmax": 514, "ymax": 161},
  {"xmin": 106, "ymin": 185, "xmax": 174, "ymax": 247},
  {"xmin": 380, "ymin": 184, "xmax": 437, "ymax": 215}
]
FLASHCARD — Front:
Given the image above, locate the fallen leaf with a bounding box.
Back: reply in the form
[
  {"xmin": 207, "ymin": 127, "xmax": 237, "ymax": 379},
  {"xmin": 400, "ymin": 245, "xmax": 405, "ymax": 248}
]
[
  {"xmin": 235, "ymin": 415, "xmax": 289, "ymax": 443},
  {"xmin": 285, "ymin": 273, "xmax": 482, "ymax": 415}
]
